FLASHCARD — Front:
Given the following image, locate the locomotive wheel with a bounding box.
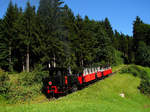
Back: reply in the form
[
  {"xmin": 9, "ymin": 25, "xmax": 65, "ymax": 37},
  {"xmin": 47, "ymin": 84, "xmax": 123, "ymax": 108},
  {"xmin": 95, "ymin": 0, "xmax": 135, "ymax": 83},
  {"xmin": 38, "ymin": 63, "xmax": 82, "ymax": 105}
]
[
  {"xmin": 63, "ymin": 90, "xmax": 68, "ymax": 96},
  {"xmin": 72, "ymin": 84, "xmax": 78, "ymax": 92}
]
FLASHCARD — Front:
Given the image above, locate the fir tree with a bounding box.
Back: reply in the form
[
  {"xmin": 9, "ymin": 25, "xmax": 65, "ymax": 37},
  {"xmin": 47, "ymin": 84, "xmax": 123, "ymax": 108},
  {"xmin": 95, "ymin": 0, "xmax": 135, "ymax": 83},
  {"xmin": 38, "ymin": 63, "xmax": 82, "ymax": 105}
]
[
  {"xmin": 0, "ymin": 1, "xmax": 19, "ymax": 71},
  {"xmin": 18, "ymin": 2, "xmax": 37, "ymax": 72},
  {"xmin": 37, "ymin": 0, "xmax": 64, "ymax": 68},
  {"xmin": 103, "ymin": 18, "xmax": 114, "ymax": 42}
]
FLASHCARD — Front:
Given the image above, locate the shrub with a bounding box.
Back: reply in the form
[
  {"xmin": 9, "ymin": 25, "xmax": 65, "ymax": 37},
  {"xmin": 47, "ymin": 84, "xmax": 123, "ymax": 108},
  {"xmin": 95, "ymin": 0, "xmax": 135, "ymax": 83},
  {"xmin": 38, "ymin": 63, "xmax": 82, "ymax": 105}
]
[
  {"xmin": 5, "ymin": 70, "xmax": 49, "ymax": 103},
  {"xmin": 5, "ymin": 70, "xmax": 48, "ymax": 103},
  {"xmin": 7, "ymin": 83, "xmax": 42, "ymax": 103},
  {"xmin": 19, "ymin": 70, "xmax": 49, "ymax": 86},
  {"xmin": 138, "ymin": 78, "xmax": 150, "ymax": 95},
  {"xmin": 0, "ymin": 69, "xmax": 10, "ymax": 95},
  {"xmin": 120, "ymin": 65, "xmax": 146, "ymax": 77},
  {"xmin": 0, "ymin": 66, "xmax": 49, "ymax": 103}
]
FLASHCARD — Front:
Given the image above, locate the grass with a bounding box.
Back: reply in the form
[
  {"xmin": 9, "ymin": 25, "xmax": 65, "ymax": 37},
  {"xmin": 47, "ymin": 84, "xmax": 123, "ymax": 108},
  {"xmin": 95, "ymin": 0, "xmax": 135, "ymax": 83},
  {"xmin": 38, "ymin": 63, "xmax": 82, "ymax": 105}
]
[
  {"xmin": 112, "ymin": 64, "xmax": 126, "ymax": 72},
  {"xmin": 0, "ymin": 65, "xmax": 150, "ymax": 112}
]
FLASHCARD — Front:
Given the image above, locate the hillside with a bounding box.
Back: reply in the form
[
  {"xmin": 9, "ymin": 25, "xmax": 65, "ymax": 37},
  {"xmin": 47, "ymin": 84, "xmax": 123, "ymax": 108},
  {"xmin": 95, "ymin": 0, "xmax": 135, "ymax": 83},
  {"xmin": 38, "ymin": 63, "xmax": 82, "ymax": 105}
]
[{"xmin": 1, "ymin": 65, "xmax": 150, "ymax": 112}]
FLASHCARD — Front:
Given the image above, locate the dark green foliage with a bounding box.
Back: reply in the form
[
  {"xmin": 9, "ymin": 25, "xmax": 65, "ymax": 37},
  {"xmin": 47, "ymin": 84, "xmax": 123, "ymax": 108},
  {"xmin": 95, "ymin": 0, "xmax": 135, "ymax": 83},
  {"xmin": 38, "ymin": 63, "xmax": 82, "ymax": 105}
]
[
  {"xmin": 0, "ymin": 0, "xmax": 128, "ymax": 72},
  {"xmin": 139, "ymin": 78, "xmax": 150, "ymax": 95},
  {"xmin": 18, "ymin": 2, "xmax": 37, "ymax": 72},
  {"xmin": 135, "ymin": 41, "xmax": 150, "ymax": 66},
  {"xmin": 0, "ymin": 2, "xmax": 20, "ymax": 71},
  {"xmin": 113, "ymin": 30, "xmax": 133, "ymax": 64},
  {"xmin": 133, "ymin": 16, "xmax": 143, "ymax": 50},
  {"xmin": 73, "ymin": 15, "xmax": 96, "ymax": 67},
  {"xmin": 37, "ymin": 0, "xmax": 65, "ymax": 68},
  {"xmin": 127, "ymin": 36, "xmax": 135, "ymax": 63},
  {"xmin": 103, "ymin": 18, "xmax": 114, "ymax": 42},
  {"xmin": 120, "ymin": 65, "xmax": 143, "ymax": 77},
  {"xmin": 0, "ymin": 70, "xmax": 10, "ymax": 95},
  {"xmin": 133, "ymin": 16, "xmax": 150, "ymax": 66},
  {"xmin": 90, "ymin": 21, "xmax": 113, "ymax": 65}
]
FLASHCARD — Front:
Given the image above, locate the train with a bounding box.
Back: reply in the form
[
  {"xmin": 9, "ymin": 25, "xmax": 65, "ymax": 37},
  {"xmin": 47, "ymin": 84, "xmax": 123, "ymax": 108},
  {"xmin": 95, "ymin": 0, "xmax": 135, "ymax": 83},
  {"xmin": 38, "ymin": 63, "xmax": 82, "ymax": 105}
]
[{"xmin": 46, "ymin": 66, "xmax": 112, "ymax": 97}]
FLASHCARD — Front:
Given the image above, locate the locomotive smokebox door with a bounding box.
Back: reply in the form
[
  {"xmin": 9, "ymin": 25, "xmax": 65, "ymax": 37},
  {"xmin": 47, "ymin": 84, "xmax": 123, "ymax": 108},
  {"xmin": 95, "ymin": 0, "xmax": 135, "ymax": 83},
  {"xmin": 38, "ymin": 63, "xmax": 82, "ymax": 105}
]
[{"xmin": 48, "ymin": 68, "xmax": 69, "ymax": 91}]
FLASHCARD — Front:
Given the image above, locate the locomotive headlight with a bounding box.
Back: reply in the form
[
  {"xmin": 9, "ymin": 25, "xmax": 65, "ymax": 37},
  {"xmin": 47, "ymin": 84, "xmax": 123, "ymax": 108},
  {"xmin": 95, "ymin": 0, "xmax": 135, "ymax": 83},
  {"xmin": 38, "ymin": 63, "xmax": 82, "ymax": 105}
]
[{"xmin": 48, "ymin": 81, "xmax": 52, "ymax": 85}]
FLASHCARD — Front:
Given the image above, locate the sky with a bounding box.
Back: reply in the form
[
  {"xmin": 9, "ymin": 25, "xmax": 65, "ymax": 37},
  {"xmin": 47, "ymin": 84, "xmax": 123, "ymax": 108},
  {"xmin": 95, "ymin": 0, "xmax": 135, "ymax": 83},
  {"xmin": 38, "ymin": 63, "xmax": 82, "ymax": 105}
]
[{"xmin": 0, "ymin": 0, "xmax": 150, "ymax": 36}]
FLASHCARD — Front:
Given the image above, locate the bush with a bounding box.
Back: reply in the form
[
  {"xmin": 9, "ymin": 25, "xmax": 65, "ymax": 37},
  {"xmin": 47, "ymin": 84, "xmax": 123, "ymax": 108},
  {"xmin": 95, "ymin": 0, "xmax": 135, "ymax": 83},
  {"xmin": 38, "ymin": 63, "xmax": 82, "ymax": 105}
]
[
  {"xmin": 135, "ymin": 41, "xmax": 150, "ymax": 66},
  {"xmin": 0, "ymin": 69, "xmax": 10, "ymax": 95},
  {"xmin": 120, "ymin": 65, "xmax": 146, "ymax": 77},
  {"xmin": 0, "ymin": 67, "xmax": 49, "ymax": 103},
  {"xmin": 19, "ymin": 70, "xmax": 49, "ymax": 86},
  {"xmin": 7, "ymin": 83, "xmax": 42, "ymax": 103},
  {"xmin": 112, "ymin": 50, "xmax": 124, "ymax": 66},
  {"xmin": 5, "ymin": 70, "xmax": 49, "ymax": 103},
  {"xmin": 138, "ymin": 79, "xmax": 150, "ymax": 95}
]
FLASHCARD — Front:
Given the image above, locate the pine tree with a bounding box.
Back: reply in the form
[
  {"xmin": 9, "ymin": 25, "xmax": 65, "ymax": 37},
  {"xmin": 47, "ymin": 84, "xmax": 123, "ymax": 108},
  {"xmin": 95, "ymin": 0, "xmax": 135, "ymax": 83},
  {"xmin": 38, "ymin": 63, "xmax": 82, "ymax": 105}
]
[
  {"xmin": 72, "ymin": 15, "xmax": 97, "ymax": 67},
  {"xmin": 0, "ymin": 19, "xmax": 8, "ymax": 70},
  {"xmin": 133, "ymin": 16, "xmax": 143, "ymax": 51},
  {"xmin": 74, "ymin": 15, "xmax": 86, "ymax": 67},
  {"xmin": 103, "ymin": 18, "xmax": 114, "ymax": 42},
  {"xmin": 18, "ymin": 2, "xmax": 37, "ymax": 72},
  {"xmin": 37, "ymin": 0, "xmax": 65, "ymax": 68},
  {"xmin": 128, "ymin": 36, "xmax": 135, "ymax": 63},
  {"xmin": 94, "ymin": 22, "xmax": 112, "ymax": 65},
  {"xmin": 133, "ymin": 16, "xmax": 150, "ymax": 66},
  {"xmin": 60, "ymin": 4, "xmax": 77, "ymax": 69},
  {"xmin": 0, "ymin": 1, "xmax": 19, "ymax": 71},
  {"xmin": 136, "ymin": 41, "xmax": 150, "ymax": 66}
]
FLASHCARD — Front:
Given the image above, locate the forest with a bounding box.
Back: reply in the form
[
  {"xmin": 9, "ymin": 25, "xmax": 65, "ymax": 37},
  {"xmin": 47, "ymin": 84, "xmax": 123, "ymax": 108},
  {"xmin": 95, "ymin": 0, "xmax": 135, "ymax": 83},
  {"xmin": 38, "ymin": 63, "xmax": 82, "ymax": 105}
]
[
  {"xmin": 0, "ymin": 0, "xmax": 150, "ymax": 73},
  {"xmin": 0, "ymin": 0, "xmax": 150, "ymax": 106}
]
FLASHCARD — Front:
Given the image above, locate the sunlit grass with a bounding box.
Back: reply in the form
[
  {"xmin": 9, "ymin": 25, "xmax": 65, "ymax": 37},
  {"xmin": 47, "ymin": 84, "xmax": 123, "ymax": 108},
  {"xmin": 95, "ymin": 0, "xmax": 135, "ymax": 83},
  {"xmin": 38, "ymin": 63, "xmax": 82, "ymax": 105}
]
[
  {"xmin": 1, "ymin": 68, "xmax": 150, "ymax": 112},
  {"xmin": 112, "ymin": 64, "xmax": 126, "ymax": 72}
]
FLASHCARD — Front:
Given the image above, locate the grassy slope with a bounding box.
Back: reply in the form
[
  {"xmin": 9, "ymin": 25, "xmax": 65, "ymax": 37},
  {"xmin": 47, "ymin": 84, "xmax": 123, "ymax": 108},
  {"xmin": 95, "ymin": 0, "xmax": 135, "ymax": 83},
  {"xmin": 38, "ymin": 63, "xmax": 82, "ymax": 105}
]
[{"xmin": 1, "ymin": 65, "xmax": 150, "ymax": 112}]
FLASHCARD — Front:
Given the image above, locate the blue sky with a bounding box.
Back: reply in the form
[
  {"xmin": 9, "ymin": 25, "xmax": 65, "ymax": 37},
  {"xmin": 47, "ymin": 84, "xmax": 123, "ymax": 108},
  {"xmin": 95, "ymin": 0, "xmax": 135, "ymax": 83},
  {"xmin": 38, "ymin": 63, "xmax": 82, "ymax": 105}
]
[{"xmin": 0, "ymin": 0, "xmax": 150, "ymax": 36}]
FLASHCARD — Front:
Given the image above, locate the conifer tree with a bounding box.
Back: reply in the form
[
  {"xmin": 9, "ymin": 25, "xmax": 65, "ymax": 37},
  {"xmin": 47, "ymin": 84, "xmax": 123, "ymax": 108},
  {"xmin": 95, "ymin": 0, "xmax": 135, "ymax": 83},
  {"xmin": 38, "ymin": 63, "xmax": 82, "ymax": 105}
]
[
  {"xmin": 133, "ymin": 16, "xmax": 143, "ymax": 51},
  {"xmin": 94, "ymin": 22, "xmax": 112, "ymax": 64},
  {"xmin": 0, "ymin": 1, "xmax": 19, "ymax": 71},
  {"xmin": 103, "ymin": 18, "xmax": 114, "ymax": 42},
  {"xmin": 18, "ymin": 2, "xmax": 37, "ymax": 72},
  {"xmin": 60, "ymin": 4, "xmax": 77, "ymax": 69},
  {"xmin": 37, "ymin": 0, "xmax": 64, "ymax": 68}
]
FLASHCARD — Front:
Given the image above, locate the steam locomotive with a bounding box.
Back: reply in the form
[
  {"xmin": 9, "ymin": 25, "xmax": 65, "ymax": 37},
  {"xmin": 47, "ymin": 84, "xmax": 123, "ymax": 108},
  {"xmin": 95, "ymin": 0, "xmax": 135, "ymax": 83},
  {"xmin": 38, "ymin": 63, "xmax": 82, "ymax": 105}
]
[{"xmin": 46, "ymin": 66, "xmax": 112, "ymax": 97}]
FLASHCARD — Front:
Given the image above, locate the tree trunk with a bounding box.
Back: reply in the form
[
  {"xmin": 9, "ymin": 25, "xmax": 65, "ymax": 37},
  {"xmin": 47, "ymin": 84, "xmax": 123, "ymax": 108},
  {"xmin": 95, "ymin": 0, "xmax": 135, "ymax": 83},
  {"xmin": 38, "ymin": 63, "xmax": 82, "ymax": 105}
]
[
  {"xmin": 53, "ymin": 54, "xmax": 56, "ymax": 67},
  {"xmin": 26, "ymin": 47, "xmax": 29, "ymax": 72},
  {"xmin": 81, "ymin": 59, "xmax": 84, "ymax": 67},
  {"xmin": 8, "ymin": 46, "xmax": 12, "ymax": 72},
  {"xmin": 23, "ymin": 63, "xmax": 25, "ymax": 72}
]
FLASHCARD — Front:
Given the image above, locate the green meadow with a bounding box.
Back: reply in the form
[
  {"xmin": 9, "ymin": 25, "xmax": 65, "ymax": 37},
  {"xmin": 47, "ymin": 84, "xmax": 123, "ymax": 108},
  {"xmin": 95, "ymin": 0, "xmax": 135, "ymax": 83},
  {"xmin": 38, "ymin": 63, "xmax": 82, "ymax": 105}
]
[{"xmin": 1, "ymin": 65, "xmax": 150, "ymax": 112}]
